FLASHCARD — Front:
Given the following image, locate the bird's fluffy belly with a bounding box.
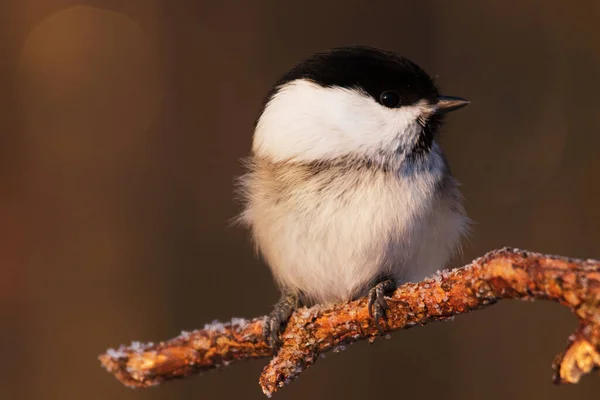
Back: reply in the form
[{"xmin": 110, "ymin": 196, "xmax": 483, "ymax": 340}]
[{"xmin": 242, "ymin": 160, "xmax": 466, "ymax": 305}]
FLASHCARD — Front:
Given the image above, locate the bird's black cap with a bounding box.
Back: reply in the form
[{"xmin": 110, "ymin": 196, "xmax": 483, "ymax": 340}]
[{"xmin": 270, "ymin": 45, "xmax": 440, "ymax": 108}]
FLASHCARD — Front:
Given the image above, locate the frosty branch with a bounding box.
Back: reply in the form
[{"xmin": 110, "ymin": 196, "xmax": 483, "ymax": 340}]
[{"xmin": 99, "ymin": 248, "xmax": 600, "ymax": 397}]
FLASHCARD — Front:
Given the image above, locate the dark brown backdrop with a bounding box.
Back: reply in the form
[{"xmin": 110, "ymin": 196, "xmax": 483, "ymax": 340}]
[{"xmin": 2, "ymin": 1, "xmax": 600, "ymax": 399}]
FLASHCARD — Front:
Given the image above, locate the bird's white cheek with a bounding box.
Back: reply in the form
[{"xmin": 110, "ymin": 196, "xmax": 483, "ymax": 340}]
[
  {"xmin": 319, "ymin": 100, "xmax": 425, "ymax": 159},
  {"xmin": 253, "ymin": 79, "xmax": 426, "ymax": 162}
]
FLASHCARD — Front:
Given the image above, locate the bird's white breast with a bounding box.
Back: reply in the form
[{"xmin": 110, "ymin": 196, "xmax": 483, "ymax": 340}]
[{"xmin": 239, "ymin": 146, "xmax": 468, "ymax": 305}]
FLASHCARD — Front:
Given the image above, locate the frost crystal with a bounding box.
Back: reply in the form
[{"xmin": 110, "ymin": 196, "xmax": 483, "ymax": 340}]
[
  {"xmin": 332, "ymin": 345, "xmax": 347, "ymax": 353},
  {"xmin": 106, "ymin": 347, "xmax": 127, "ymax": 359},
  {"xmin": 203, "ymin": 320, "xmax": 226, "ymax": 332},
  {"xmin": 180, "ymin": 330, "xmax": 191, "ymax": 340},
  {"xmin": 230, "ymin": 317, "xmax": 248, "ymax": 328},
  {"xmin": 130, "ymin": 341, "xmax": 152, "ymax": 353}
]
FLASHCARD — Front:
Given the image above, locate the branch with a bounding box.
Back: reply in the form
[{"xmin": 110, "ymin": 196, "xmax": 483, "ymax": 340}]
[{"xmin": 99, "ymin": 248, "xmax": 600, "ymax": 396}]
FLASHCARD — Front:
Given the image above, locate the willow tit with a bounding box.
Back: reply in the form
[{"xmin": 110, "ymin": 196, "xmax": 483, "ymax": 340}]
[{"xmin": 238, "ymin": 45, "xmax": 470, "ymax": 346}]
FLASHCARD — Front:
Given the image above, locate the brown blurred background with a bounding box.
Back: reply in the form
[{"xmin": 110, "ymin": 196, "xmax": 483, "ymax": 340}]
[{"xmin": 2, "ymin": 1, "xmax": 600, "ymax": 399}]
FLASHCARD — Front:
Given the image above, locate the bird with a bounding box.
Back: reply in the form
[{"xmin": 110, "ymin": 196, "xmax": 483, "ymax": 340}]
[{"xmin": 237, "ymin": 45, "xmax": 470, "ymax": 347}]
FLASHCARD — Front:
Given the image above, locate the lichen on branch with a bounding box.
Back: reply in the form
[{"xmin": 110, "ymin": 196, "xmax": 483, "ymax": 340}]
[{"xmin": 99, "ymin": 248, "xmax": 600, "ymax": 397}]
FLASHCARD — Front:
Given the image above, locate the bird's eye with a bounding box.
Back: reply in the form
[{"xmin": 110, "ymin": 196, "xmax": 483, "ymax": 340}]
[{"xmin": 379, "ymin": 91, "xmax": 401, "ymax": 108}]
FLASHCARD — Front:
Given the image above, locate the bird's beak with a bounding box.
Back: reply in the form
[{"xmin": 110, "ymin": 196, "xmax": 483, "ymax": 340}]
[{"xmin": 435, "ymin": 96, "xmax": 470, "ymax": 113}]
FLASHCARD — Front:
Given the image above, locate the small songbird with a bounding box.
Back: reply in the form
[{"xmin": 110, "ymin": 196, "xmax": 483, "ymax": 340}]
[{"xmin": 238, "ymin": 45, "xmax": 470, "ymax": 346}]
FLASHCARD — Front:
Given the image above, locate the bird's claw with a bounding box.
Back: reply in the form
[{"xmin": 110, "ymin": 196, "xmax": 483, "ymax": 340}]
[
  {"xmin": 367, "ymin": 279, "xmax": 396, "ymax": 333},
  {"xmin": 263, "ymin": 292, "xmax": 298, "ymax": 350}
]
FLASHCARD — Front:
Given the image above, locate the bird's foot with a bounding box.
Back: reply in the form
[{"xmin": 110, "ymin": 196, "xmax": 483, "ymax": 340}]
[
  {"xmin": 367, "ymin": 279, "xmax": 396, "ymax": 333},
  {"xmin": 263, "ymin": 292, "xmax": 299, "ymax": 350}
]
